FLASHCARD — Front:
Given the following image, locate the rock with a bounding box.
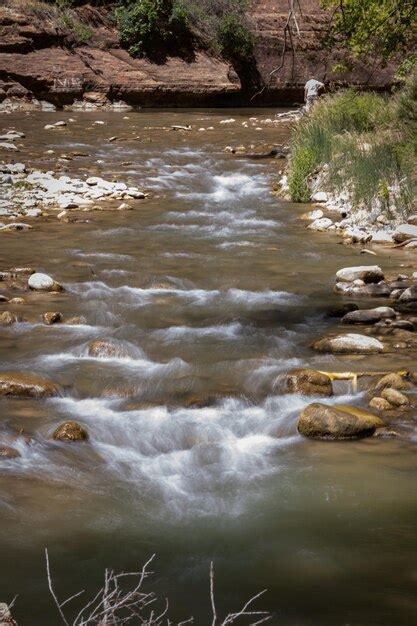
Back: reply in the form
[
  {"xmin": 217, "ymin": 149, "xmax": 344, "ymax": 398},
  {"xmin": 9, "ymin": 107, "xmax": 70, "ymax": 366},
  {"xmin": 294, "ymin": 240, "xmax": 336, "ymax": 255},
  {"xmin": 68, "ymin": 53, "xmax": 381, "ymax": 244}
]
[
  {"xmin": 42, "ymin": 311, "xmax": 62, "ymax": 325},
  {"xmin": 0, "ymin": 311, "xmax": 16, "ymax": 325},
  {"xmin": 65, "ymin": 316, "xmax": 87, "ymax": 325},
  {"xmin": 0, "ymin": 446, "xmax": 20, "ymax": 460},
  {"xmin": 392, "ymin": 224, "xmax": 417, "ymax": 243},
  {"xmin": 0, "ymin": 142, "xmax": 18, "ymax": 151},
  {"xmin": 0, "ymin": 295, "xmax": 9, "ymax": 302},
  {"xmin": 0, "ymin": 371, "xmax": 60, "ymax": 397},
  {"xmin": 334, "ymin": 282, "xmax": 391, "ymax": 297},
  {"xmin": 371, "ymin": 230, "xmax": 394, "ymax": 244},
  {"xmin": 399, "ymin": 286, "xmax": 417, "ymax": 303},
  {"xmin": 88, "ymin": 339, "xmax": 128, "ymax": 359},
  {"xmin": 407, "ymin": 214, "xmax": 417, "ymax": 226},
  {"xmin": 336, "ymin": 265, "xmax": 384, "ymax": 284},
  {"xmin": 285, "ymin": 368, "xmax": 333, "ymax": 396},
  {"xmin": 374, "ymin": 373, "xmax": 411, "ymax": 391},
  {"xmin": 8, "ymin": 297, "xmax": 25, "ymax": 304},
  {"xmin": 298, "ymin": 403, "xmax": 384, "ymax": 439},
  {"xmin": 404, "ymin": 241, "xmax": 417, "ymax": 249},
  {"xmin": 391, "ymin": 320, "xmax": 415, "ymax": 331},
  {"xmin": 381, "ymin": 387, "xmax": 409, "ymax": 408},
  {"xmin": 341, "ymin": 307, "xmax": 396, "ymax": 325},
  {"xmin": 0, "ymin": 222, "xmax": 32, "ymax": 231},
  {"xmin": 313, "ymin": 333, "xmax": 385, "ymax": 354},
  {"xmin": 9, "ymin": 267, "xmax": 35, "ymax": 275},
  {"xmin": 53, "ymin": 421, "xmax": 88, "ymax": 442},
  {"xmin": 301, "ymin": 209, "xmax": 323, "ymax": 221},
  {"xmin": 311, "ymin": 191, "xmax": 328, "ymax": 202},
  {"xmin": 308, "ymin": 217, "xmax": 333, "ymax": 231},
  {"xmin": 369, "ymin": 397, "xmax": 393, "ymax": 411},
  {"xmin": 28, "ymin": 272, "xmax": 63, "ymax": 292}
]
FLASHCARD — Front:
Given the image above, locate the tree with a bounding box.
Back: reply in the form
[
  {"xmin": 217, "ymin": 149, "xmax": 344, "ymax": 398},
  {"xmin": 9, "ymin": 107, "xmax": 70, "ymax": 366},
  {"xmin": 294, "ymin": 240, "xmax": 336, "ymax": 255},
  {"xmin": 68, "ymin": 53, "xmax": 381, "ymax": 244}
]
[{"xmin": 322, "ymin": 0, "xmax": 417, "ymax": 63}]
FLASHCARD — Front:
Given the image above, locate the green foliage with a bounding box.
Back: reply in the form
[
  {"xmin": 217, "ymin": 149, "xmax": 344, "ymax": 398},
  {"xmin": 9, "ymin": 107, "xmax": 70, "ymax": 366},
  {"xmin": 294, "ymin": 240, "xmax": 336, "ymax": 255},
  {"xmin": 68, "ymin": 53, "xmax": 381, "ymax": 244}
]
[
  {"xmin": 115, "ymin": 0, "xmax": 189, "ymax": 58},
  {"xmin": 288, "ymin": 84, "xmax": 415, "ymax": 215},
  {"xmin": 217, "ymin": 13, "xmax": 254, "ymax": 59},
  {"xmin": 322, "ymin": 0, "xmax": 417, "ymax": 63},
  {"xmin": 59, "ymin": 11, "xmax": 92, "ymax": 42}
]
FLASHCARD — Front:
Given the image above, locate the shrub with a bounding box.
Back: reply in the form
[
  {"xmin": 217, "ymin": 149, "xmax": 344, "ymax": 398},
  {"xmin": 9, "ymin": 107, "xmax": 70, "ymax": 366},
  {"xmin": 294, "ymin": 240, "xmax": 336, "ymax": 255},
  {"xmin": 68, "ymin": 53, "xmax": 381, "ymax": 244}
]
[
  {"xmin": 217, "ymin": 13, "xmax": 254, "ymax": 60},
  {"xmin": 115, "ymin": 0, "xmax": 189, "ymax": 58}
]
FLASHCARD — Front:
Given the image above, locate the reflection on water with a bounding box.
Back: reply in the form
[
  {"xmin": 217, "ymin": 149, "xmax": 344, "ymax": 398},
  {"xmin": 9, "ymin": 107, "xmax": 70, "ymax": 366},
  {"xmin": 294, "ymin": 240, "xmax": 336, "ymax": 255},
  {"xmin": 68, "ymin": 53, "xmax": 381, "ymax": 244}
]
[{"xmin": 0, "ymin": 109, "xmax": 416, "ymax": 625}]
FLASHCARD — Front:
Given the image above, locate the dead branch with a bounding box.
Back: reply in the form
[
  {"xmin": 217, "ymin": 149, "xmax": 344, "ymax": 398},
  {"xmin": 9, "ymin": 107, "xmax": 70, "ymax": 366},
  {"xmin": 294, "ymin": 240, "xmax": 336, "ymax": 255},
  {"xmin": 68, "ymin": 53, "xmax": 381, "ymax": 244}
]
[
  {"xmin": 251, "ymin": 0, "xmax": 303, "ymax": 101},
  {"xmin": 45, "ymin": 552, "xmax": 271, "ymax": 626}
]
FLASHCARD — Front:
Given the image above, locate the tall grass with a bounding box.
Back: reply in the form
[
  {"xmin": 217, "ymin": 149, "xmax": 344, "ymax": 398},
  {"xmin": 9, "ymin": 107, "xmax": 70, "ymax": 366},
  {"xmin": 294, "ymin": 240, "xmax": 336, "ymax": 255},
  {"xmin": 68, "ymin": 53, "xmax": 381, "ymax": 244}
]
[{"xmin": 288, "ymin": 80, "xmax": 416, "ymax": 217}]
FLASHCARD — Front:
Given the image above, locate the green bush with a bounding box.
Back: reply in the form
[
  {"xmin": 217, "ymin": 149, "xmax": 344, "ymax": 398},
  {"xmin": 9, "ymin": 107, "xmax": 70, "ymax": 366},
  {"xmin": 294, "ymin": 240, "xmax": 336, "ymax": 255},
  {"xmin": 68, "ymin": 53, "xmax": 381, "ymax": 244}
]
[
  {"xmin": 115, "ymin": 0, "xmax": 189, "ymax": 58},
  {"xmin": 217, "ymin": 13, "xmax": 254, "ymax": 59}
]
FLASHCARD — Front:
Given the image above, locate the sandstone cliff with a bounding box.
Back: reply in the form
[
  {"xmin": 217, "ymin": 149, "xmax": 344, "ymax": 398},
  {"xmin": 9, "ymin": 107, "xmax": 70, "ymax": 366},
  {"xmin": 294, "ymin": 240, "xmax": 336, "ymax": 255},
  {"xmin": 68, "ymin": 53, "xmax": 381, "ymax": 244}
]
[{"xmin": 0, "ymin": 1, "xmax": 396, "ymax": 108}]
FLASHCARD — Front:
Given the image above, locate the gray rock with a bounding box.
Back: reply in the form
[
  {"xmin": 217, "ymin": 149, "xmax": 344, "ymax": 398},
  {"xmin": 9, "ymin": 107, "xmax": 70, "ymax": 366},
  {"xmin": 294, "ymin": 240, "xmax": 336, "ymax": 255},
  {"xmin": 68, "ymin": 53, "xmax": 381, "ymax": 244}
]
[
  {"xmin": 341, "ymin": 307, "xmax": 396, "ymax": 325},
  {"xmin": 336, "ymin": 265, "xmax": 384, "ymax": 283},
  {"xmin": 392, "ymin": 224, "xmax": 417, "ymax": 243},
  {"xmin": 298, "ymin": 403, "xmax": 384, "ymax": 439},
  {"xmin": 28, "ymin": 272, "xmax": 62, "ymax": 292},
  {"xmin": 313, "ymin": 333, "xmax": 385, "ymax": 354}
]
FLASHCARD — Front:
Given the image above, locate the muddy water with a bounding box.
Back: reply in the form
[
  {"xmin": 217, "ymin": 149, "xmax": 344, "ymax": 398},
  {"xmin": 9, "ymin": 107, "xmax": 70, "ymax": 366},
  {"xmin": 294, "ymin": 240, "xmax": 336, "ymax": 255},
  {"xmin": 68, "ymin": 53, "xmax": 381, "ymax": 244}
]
[{"xmin": 1, "ymin": 110, "xmax": 417, "ymax": 625}]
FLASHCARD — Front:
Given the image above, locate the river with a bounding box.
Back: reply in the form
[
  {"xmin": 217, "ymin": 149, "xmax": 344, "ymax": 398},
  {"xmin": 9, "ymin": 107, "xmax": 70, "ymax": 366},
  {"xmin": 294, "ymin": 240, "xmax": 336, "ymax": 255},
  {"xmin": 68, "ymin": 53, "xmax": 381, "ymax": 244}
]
[{"xmin": 1, "ymin": 109, "xmax": 416, "ymax": 625}]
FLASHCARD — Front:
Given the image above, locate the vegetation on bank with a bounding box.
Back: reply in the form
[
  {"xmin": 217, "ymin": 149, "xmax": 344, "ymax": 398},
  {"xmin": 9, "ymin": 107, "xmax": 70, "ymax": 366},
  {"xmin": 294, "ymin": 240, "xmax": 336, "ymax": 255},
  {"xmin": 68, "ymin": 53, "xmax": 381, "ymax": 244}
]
[{"xmin": 288, "ymin": 70, "xmax": 416, "ymax": 218}]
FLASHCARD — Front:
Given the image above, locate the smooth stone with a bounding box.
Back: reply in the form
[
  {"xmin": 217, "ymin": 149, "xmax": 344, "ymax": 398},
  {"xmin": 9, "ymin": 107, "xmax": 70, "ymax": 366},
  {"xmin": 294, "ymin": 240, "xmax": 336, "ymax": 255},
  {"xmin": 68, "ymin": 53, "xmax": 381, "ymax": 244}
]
[
  {"xmin": 8, "ymin": 297, "xmax": 25, "ymax": 304},
  {"xmin": 313, "ymin": 333, "xmax": 384, "ymax": 354},
  {"xmin": 381, "ymin": 387, "xmax": 409, "ymax": 408},
  {"xmin": 326, "ymin": 303, "xmax": 359, "ymax": 318},
  {"xmin": 371, "ymin": 230, "xmax": 394, "ymax": 244},
  {"xmin": 369, "ymin": 397, "xmax": 393, "ymax": 411},
  {"xmin": 336, "ymin": 265, "xmax": 384, "ymax": 284},
  {"xmin": 88, "ymin": 339, "xmax": 129, "ymax": 359},
  {"xmin": 65, "ymin": 316, "xmax": 87, "ymax": 325},
  {"xmin": 341, "ymin": 307, "xmax": 396, "ymax": 325},
  {"xmin": 285, "ymin": 368, "xmax": 333, "ymax": 396},
  {"xmin": 298, "ymin": 403, "xmax": 384, "ymax": 439},
  {"xmin": 0, "ymin": 142, "xmax": 18, "ymax": 151},
  {"xmin": 374, "ymin": 373, "xmax": 411, "ymax": 392},
  {"xmin": 311, "ymin": 191, "xmax": 328, "ymax": 202},
  {"xmin": 0, "ymin": 371, "xmax": 61, "ymax": 397},
  {"xmin": 308, "ymin": 217, "xmax": 333, "ymax": 231},
  {"xmin": 53, "ymin": 421, "xmax": 88, "ymax": 442},
  {"xmin": 28, "ymin": 272, "xmax": 62, "ymax": 292}
]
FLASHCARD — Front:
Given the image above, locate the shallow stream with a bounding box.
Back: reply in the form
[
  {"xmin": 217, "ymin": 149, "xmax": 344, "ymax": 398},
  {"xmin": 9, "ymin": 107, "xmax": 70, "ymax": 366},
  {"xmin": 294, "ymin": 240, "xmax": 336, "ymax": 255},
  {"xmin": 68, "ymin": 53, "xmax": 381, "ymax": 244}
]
[{"xmin": 1, "ymin": 109, "xmax": 416, "ymax": 625}]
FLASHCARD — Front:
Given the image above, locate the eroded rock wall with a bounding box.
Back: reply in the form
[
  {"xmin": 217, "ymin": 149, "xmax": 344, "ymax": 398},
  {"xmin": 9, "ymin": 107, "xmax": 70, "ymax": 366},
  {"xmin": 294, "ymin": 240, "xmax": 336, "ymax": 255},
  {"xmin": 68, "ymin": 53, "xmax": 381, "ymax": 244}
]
[{"xmin": 0, "ymin": 1, "xmax": 396, "ymax": 108}]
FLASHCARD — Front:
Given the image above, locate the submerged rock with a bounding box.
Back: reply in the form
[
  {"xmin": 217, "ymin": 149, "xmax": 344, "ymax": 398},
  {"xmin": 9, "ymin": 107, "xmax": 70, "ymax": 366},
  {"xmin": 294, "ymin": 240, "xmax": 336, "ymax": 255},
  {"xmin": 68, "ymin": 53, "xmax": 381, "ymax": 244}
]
[
  {"xmin": 42, "ymin": 311, "xmax": 62, "ymax": 325},
  {"xmin": 313, "ymin": 333, "xmax": 385, "ymax": 354},
  {"xmin": 336, "ymin": 265, "xmax": 384, "ymax": 284},
  {"xmin": 0, "ymin": 446, "xmax": 21, "ymax": 460},
  {"xmin": 28, "ymin": 272, "xmax": 63, "ymax": 292},
  {"xmin": 0, "ymin": 311, "xmax": 16, "ymax": 325},
  {"xmin": 285, "ymin": 368, "xmax": 333, "ymax": 396},
  {"xmin": 0, "ymin": 371, "xmax": 60, "ymax": 397},
  {"xmin": 298, "ymin": 403, "xmax": 384, "ymax": 439},
  {"xmin": 88, "ymin": 339, "xmax": 129, "ymax": 359},
  {"xmin": 53, "ymin": 421, "xmax": 88, "ymax": 442}
]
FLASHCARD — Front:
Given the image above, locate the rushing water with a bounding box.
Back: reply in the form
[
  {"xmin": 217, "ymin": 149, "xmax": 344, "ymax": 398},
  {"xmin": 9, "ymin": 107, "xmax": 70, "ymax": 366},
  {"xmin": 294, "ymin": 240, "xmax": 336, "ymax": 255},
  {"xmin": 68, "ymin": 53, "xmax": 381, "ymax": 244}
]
[{"xmin": 1, "ymin": 110, "xmax": 417, "ymax": 625}]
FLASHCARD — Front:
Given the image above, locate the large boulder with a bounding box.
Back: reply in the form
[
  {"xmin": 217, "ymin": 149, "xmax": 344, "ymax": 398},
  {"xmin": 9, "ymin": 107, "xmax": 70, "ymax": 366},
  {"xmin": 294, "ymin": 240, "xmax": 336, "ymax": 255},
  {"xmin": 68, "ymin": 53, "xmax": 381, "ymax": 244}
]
[
  {"xmin": 336, "ymin": 265, "xmax": 384, "ymax": 284},
  {"xmin": 312, "ymin": 333, "xmax": 384, "ymax": 354},
  {"xmin": 285, "ymin": 368, "xmax": 333, "ymax": 396},
  {"xmin": 28, "ymin": 272, "xmax": 63, "ymax": 292},
  {"xmin": 0, "ymin": 371, "xmax": 61, "ymax": 397},
  {"xmin": 341, "ymin": 307, "xmax": 396, "ymax": 325},
  {"xmin": 298, "ymin": 403, "xmax": 384, "ymax": 439},
  {"xmin": 53, "ymin": 421, "xmax": 88, "ymax": 442}
]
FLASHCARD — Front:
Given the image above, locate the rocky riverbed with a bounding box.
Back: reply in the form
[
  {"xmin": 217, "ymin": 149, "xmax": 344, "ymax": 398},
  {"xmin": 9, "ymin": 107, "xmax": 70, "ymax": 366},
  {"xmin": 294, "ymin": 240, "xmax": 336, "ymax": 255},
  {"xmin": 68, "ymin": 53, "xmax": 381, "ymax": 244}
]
[{"xmin": 1, "ymin": 109, "xmax": 416, "ymax": 626}]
